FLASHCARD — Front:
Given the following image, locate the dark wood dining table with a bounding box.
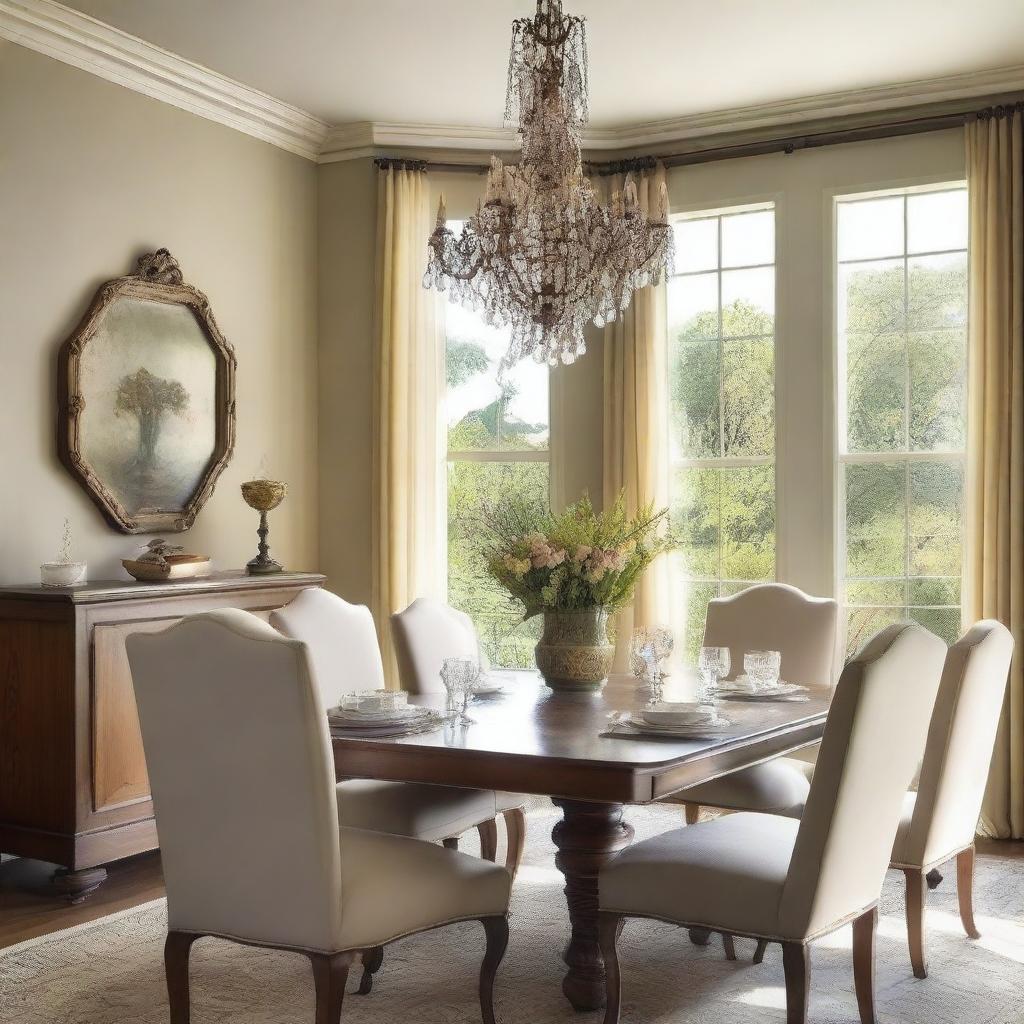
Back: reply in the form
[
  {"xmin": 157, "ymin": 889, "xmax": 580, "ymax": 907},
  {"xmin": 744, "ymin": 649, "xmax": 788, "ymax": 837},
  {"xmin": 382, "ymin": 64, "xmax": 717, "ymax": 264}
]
[{"xmin": 330, "ymin": 671, "xmax": 828, "ymax": 1012}]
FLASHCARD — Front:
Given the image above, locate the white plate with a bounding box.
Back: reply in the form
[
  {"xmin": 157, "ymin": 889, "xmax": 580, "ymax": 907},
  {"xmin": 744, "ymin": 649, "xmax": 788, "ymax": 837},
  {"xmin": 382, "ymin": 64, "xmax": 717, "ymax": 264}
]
[
  {"xmin": 640, "ymin": 702, "xmax": 717, "ymax": 726},
  {"xmin": 715, "ymin": 681, "xmax": 807, "ymax": 699},
  {"xmin": 327, "ymin": 706, "xmax": 430, "ymax": 727},
  {"xmin": 473, "ymin": 676, "xmax": 505, "ymax": 696},
  {"xmin": 610, "ymin": 712, "xmax": 734, "ymax": 738}
]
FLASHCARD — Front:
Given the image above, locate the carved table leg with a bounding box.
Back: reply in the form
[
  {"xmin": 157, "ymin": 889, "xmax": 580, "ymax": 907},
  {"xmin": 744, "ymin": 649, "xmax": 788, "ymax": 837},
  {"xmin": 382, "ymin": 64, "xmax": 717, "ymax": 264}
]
[
  {"xmin": 551, "ymin": 799, "xmax": 634, "ymax": 1012},
  {"xmin": 51, "ymin": 866, "xmax": 108, "ymax": 904}
]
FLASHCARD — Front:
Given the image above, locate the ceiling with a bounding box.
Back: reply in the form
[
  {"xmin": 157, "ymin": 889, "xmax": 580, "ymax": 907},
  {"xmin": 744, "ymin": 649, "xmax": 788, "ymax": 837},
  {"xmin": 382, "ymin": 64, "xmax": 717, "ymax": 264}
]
[{"xmin": 63, "ymin": 0, "xmax": 1024, "ymax": 130}]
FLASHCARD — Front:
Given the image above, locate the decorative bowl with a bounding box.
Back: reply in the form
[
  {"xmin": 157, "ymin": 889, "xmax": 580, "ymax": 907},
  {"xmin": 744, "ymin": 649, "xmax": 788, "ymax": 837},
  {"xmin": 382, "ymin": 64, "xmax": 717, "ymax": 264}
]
[
  {"xmin": 122, "ymin": 555, "xmax": 211, "ymax": 582},
  {"xmin": 40, "ymin": 561, "xmax": 87, "ymax": 587},
  {"xmin": 241, "ymin": 479, "xmax": 287, "ymax": 512}
]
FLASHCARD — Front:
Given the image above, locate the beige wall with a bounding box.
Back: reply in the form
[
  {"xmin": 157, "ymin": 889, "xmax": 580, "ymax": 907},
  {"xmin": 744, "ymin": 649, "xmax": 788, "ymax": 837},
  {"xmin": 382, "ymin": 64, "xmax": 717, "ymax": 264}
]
[{"xmin": 0, "ymin": 42, "xmax": 319, "ymax": 584}]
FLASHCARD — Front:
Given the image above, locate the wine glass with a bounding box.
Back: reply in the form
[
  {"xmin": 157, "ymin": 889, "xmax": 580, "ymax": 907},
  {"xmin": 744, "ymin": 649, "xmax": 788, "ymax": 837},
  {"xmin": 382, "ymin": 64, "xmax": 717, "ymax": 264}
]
[
  {"xmin": 440, "ymin": 657, "xmax": 479, "ymax": 725},
  {"xmin": 743, "ymin": 650, "xmax": 781, "ymax": 691},
  {"xmin": 698, "ymin": 646, "xmax": 731, "ymax": 705}
]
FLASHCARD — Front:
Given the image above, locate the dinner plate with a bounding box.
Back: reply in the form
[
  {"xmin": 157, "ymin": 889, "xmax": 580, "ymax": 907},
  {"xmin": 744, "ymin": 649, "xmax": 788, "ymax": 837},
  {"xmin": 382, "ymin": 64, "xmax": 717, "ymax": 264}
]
[
  {"xmin": 609, "ymin": 712, "xmax": 734, "ymax": 738},
  {"xmin": 639, "ymin": 702, "xmax": 717, "ymax": 726},
  {"xmin": 714, "ymin": 680, "xmax": 807, "ymax": 698},
  {"xmin": 473, "ymin": 676, "xmax": 505, "ymax": 696},
  {"xmin": 327, "ymin": 705, "xmax": 430, "ymax": 727}
]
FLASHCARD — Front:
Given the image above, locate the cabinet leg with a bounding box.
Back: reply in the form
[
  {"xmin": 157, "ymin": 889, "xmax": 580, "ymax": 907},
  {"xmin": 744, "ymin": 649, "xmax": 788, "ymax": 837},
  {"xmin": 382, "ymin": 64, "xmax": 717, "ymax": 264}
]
[{"xmin": 51, "ymin": 866, "xmax": 108, "ymax": 904}]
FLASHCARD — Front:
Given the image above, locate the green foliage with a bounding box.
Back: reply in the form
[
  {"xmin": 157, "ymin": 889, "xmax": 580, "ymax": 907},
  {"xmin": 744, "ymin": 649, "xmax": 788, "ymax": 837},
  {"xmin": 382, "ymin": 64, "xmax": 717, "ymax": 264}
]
[{"xmin": 446, "ymin": 336, "xmax": 490, "ymax": 388}]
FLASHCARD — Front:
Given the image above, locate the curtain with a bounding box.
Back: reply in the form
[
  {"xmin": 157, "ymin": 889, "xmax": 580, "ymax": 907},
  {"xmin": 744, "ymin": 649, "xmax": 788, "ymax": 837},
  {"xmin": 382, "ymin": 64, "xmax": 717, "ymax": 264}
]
[
  {"xmin": 602, "ymin": 162, "xmax": 673, "ymax": 668},
  {"xmin": 964, "ymin": 107, "xmax": 1024, "ymax": 839},
  {"xmin": 372, "ymin": 164, "xmax": 444, "ymax": 688}
]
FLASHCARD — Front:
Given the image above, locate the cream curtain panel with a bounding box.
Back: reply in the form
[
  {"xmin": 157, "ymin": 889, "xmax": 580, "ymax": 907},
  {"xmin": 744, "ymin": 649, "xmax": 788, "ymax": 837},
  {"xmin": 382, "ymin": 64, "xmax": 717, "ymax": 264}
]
[
  {"xmin": 372, "ymin": 164, "xmax": 444, "ymax": 688},
  {"xmin": 964, "ymin": 108, "xmax": 1024, "ymax": 839},
  {"xmin": 602, "ymin": 162, "xmax": 672, "ymax": 667}
]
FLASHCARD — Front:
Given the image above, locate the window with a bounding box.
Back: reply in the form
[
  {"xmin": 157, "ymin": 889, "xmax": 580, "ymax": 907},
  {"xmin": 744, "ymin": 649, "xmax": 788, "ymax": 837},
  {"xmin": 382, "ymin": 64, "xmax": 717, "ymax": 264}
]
[
  {"xmin": 836, "ymin": 186, "xmax": 968, "ymax": 653},
  {"xmin": 444, "ymin": 262, "xmax": 549, "ymax": 668},
  {"xmin": 667, "ymin": 205, "xmax": 777, "ymax": 660}
]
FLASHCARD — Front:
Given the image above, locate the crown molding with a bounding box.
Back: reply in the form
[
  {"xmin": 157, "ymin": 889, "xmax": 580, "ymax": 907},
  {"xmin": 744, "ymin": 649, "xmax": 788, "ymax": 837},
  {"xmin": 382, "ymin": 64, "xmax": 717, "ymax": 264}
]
[
  {"xmin": 4, "ymin": 0, "xmax": 1024, "ymax": 166},
  {"xmin": 0, "ymin": 0, "xmax": 329, "ymax": 160}
]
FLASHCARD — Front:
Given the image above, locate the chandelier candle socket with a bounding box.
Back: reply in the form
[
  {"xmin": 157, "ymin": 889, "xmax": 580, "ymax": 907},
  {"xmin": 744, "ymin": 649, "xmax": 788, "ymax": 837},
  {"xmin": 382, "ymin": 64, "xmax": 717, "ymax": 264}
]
[{"xmin": 424, "ymin": 0, "xmax": 674, "ymax": 376}]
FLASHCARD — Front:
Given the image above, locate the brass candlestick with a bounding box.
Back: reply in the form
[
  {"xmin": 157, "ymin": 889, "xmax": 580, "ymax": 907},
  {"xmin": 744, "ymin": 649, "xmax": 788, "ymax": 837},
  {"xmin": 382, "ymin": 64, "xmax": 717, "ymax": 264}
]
[{"xmin": 241, "ymin": 479, "xmax": 287, "ymax": 574}]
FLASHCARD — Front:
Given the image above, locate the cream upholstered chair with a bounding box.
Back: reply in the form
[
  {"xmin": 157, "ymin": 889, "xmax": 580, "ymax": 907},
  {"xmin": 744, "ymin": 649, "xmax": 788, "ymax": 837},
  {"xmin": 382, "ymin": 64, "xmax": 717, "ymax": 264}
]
[
  {"xmin": 598, "ymin": 622, "xmax": 946, "ymax": 1024},
  {"xmin": 127, "ymin": 609, "xmax": 511, "ymax": 1024},
  {"xmin": 391, "ymin": 597, "xmax": 528, "ymax": 864},
  {"xmin": 271, "ymin": 588, "xmax": 523, "ymax": 878},
  {"xmin": 677, "ymin": 584, "xmax": 839, "ymax": 822}
]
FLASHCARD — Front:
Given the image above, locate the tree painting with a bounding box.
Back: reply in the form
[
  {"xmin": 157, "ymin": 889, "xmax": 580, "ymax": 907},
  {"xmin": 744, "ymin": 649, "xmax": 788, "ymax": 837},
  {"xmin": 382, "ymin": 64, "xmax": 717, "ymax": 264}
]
[{"xmin": 114, "ymin": 367, "xmax": 189, "ymax": 468}]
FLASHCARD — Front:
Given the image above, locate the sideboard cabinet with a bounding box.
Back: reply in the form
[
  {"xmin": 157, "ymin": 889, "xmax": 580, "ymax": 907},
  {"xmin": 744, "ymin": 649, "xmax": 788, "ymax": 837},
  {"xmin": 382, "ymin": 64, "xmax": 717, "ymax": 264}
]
[{"xmin": 0, "ymin": 571, "xmax": 325, "ymax": 900}]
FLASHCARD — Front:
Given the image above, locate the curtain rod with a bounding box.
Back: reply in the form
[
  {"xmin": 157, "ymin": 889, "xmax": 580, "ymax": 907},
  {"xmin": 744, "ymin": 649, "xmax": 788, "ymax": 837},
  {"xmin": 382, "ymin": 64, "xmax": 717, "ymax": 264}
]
[{"xmin": 374, "ymin": 100, "xmax": 1022, "ymax": 176}]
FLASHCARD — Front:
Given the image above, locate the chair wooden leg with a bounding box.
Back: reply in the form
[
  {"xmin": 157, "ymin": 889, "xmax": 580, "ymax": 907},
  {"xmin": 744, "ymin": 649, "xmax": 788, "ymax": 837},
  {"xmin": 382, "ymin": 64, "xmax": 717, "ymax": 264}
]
[
  {"xmin": 165, "ymin": 931, "xmax": 199, "ymax": 1024},
  {"xmin": 903, "ymin": 868, "xmax": 928, "ymax": 979},
  {"xmin": 597, "ymin": 913, "xmax": 623, "ymax": 1024},
  {"xmin": 781, "ymin": 942, "xmax": 810, "ymax": 1024},
  {"xmin": 479, "ymin": 916, "xmax": 509, "ymax": 1024},
  {"xmin": 684, "ymin": 803, "xmax": 700, "ymax": 825},
  {"xmin": 477, "ymin": 819, "xmax": 498, "ymax": 862},
  {"xmin": 502, "ymin": 807, "xmax": 527, "ymax": 880},
  {"xmin": 753, "ymin": 938, "xmax": 769, "ymax": 964},
  {"xmin": 852, "ymin": 907, "xmax": 878, "ymax": 1024},
  {"xmin": 957, "ymin": 846, "xmax": 981, "ymax": 939},
  {"xmin": 442, "ymin": 836, "xmax": 459, "ymax": 850},
  {"xmin": 688, "ymin": 927, "xmax": 712, "ymax": 946},
  {"xmin": 310, "ymin": 952, "xmax": 352, "ymax": 1024},
  {"xmin": 722, "ymin": 933, "xmax": 737, "ymax": 961},
  {"xmin": 357, "ymin": 946, "xmax": 384, "ymax": 995}
]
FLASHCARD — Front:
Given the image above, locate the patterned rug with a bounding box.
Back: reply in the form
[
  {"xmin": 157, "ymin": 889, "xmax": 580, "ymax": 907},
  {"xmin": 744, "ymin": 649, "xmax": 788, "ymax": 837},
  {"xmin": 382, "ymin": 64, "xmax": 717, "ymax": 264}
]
[{"xmin": 3, "ymin": 802, "xmax": 1022, "ymax": 1024}]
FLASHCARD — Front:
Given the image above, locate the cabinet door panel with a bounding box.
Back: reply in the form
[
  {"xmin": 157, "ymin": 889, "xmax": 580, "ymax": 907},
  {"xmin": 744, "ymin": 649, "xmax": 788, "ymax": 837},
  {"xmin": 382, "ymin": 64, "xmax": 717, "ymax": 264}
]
[{"xmin": 92, "ymin": 619, "xmax": 176, "ymax": 812}]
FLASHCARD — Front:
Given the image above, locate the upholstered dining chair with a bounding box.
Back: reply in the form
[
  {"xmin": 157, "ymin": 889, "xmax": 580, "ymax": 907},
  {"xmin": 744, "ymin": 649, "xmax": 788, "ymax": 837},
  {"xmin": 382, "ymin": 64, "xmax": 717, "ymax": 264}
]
[
  {"xmin": 391, "ymin": 597, "xmax": 528, "ymax": 866},
  {"xmin": 127, "ymin": 609, "xmax": 511, "ymax": 1024},
  {"xmin": 675, "ymin": 583, "xmax": 839, "ymax": 823},
  {"xmin": 598, "ymin": 622, "xmax": 946, "ymax": 1024},
  {"xmin": 271, "ymin": 588, "xmax": 524, "ymax": 879}
]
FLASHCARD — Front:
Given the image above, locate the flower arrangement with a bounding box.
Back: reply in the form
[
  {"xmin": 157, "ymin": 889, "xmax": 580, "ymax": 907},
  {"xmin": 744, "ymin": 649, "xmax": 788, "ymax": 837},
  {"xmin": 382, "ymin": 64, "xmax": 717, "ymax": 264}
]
[{"xmin": 482, "ymin": 491, "xmax": 670, "ymax": 619}]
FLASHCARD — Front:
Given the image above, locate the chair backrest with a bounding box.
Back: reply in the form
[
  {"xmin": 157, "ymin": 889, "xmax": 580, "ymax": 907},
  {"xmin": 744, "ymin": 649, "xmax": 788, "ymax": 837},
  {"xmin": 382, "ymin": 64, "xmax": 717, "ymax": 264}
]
[
  {"xmin": 779, "ymin": 622, "xmax": 946, "ymax": 939},
  {"xmin": 270, "ymin": 588, "xmax": 386, "ymax": 707},
  {"xmin": 127, "ymin": 609, "xmax": 343, "ymax": 952},
  {"xmin": 391, "ymin": 597, "xmax": 480, "ymax": 694},
  {"xmin": 702, "ymin": 583, "xmax": 839, "ymax": 689},
  {"xmin": 902, "ymin": 620, "xmax": 1014, "ymax": 867}
]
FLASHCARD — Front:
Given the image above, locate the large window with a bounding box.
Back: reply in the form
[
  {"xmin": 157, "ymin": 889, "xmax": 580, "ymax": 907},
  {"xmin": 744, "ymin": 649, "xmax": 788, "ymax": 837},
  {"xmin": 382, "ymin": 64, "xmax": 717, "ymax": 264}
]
[
  {"xmin": 444, "ymin": 286, "xmax": 549, "ymax": 668},
  {"xmin": 668, "ymin": 205, "xmax": 777, "ymax": 660},
  {"xmin": 836, "ymin": 186, "xmax": 968, "ymax": 653}
]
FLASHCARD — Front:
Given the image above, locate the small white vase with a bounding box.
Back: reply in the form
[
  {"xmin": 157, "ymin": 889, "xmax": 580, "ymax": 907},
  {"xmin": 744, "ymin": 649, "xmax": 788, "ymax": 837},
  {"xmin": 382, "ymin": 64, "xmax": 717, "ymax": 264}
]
[{"xmin": 40, "ymin": 561, "xmax": 88, "ymax": 587}]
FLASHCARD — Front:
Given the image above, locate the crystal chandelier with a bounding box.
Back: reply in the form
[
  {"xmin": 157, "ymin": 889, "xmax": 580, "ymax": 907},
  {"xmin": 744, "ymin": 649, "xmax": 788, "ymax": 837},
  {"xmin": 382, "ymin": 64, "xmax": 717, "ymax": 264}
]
[{"xmin": 423, "ymin": 0, "xmax": 674, "ymax": 376}]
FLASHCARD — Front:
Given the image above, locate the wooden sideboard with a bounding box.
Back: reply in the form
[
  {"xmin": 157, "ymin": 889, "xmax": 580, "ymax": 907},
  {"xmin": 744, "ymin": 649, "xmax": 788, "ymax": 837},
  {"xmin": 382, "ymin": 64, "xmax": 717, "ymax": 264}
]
[{"xmin": 0, "ymin": 571, "xmax": 325, "ymax": 901}]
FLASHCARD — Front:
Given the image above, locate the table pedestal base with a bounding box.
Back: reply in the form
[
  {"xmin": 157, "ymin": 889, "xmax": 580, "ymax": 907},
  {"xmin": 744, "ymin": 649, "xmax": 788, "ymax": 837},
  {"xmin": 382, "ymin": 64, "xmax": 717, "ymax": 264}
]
[{"xmin": 552, "ymin": 799, "xmax": 635, "ymax": 1011}]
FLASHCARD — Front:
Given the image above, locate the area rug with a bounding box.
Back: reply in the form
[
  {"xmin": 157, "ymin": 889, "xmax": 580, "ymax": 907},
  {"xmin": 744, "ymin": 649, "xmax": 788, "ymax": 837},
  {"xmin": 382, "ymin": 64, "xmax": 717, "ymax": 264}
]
[{"xmin": 2, "ymin": 802, "xmax": 1022, "ymax": 1024}]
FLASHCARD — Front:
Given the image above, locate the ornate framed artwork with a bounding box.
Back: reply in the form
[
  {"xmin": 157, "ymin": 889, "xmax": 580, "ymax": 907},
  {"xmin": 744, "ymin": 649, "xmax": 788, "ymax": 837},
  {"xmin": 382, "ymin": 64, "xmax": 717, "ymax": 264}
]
[{"xmin": 57, "ymin": 250, "xmax": 237, "ymax": 534}]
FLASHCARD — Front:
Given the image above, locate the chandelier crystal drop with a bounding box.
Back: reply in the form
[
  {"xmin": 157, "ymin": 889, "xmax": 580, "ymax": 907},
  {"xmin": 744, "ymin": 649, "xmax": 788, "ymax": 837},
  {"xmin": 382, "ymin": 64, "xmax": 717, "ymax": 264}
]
[{"xmin": 423, "ymin": 0, "xmax": 674, "ymax": 377}]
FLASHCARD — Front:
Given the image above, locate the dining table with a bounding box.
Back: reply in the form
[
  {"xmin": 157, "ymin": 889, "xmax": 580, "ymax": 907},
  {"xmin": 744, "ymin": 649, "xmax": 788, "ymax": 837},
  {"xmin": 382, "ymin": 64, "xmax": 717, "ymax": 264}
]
[{"xmin": 330, "ymin": 671, "xmax": 829, "ymax": 1012}]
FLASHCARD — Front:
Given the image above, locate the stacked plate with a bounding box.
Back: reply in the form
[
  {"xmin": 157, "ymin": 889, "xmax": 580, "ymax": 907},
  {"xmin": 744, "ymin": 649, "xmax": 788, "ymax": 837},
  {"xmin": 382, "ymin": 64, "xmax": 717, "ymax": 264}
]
[
  {"xmin": 472, "ymin": 674, "xmax": 506, "ymax": 697},
  {"xmin": 327, "ymin": 703, "xmax": 440, "ymax": 736},
  {"xmin": 610, "ymin": 702, "xmax": 734, "ymax": 739},
  {"xmin": 713, "ymin": 677, "xmax": 809, "ymax": 702}
]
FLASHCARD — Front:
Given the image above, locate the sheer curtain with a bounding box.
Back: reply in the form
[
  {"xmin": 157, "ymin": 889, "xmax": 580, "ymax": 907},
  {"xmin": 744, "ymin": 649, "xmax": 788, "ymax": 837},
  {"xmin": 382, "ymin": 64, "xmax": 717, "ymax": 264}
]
[
  {"xmin": 372, "ymin": 163, "xmax": 444, "ymax": 688},
  {"xmin": 964, "ymin": 107, "xmax": 1024, "ymax": 839},
  {"xmin": 602, "ymin": 162, "xmax": 673, "ymax": 667}
]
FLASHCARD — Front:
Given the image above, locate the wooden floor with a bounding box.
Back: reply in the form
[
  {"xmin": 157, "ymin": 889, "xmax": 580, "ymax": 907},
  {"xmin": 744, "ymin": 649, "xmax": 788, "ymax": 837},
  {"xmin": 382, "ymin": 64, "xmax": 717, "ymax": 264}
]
[{"xmin": 2, "ymin": 840, "xmax": 1022, "ymax": 951}]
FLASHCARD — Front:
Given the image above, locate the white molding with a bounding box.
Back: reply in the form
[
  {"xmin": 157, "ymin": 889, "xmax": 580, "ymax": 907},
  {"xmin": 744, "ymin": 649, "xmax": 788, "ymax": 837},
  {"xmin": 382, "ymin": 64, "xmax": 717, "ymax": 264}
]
[
  {"xmin": 0, "ymin": 0, "xmax": 329, "ymax": 160},
  {"xmin": 3, "ymin": 0, "xmax": 1024, "ymax": 165}
]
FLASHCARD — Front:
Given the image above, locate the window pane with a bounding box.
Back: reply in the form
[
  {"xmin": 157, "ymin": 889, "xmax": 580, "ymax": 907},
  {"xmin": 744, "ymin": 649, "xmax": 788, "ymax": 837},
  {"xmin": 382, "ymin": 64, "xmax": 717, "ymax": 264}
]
[
  {"xmin": 908, "ymin": 253, "xmax": 967, "ymax": 331},
  {"xmin": 720, "ymin": 465, "xmax": 776, "ymax": 581},
  {"xmin": 908, "ymin": 330, "xmax": 966, "ymax": 451},
  {"xmin": 670, "ymin": 339, "xmax": 719, "ymax": 460},
  {"xmin": 846, "ymin": 605, "xmax": 905, "ymax": 656},
  {"xmin": 679, "ymin": 579, "xmax": 719, "ymax": 664},
  {"xmin": 909, "ymin": 461, "xmax": 962, "ymax": 579},
  {"xmin": 845, "ymin": 331, "xmax": 905, "ymax": 453},
  {"xmin": 838, "ymin": 258, "xmax": 904, "ymax": 339},
  {"xmin": 722, "ymin": 337, "xmax": 773, "ymax": 458},
  {"xmin": 722, "ymin": 209, "xmax": 774, "ymax": 267},
  {"xmin": 672, "ymin": 466, "xmax": 721, "ymax": 579},
  {"xmin": 447, "ymin": 460, "xmax": 548, "ymax": 668},
  {"xmin": 845, "ymin": 461, "xmax": 906, "ymax": 580},
  {"xmin": 673, "ymin": 217, "xmax": 718, "ymax": 273},
  {"xmin": 907, "ymin": 190, "xmax": 968, "ymax": 254},
  {"xmin": 721, "ymin": 267, "xmax": 774, "ymax": 336},
  {"xmin": 837, "ymin": 196, "xmax": 904, "ymax": 261},
  {"xmin": 668, "ymin": 273, "xmax": 718, "ymax": 340}
]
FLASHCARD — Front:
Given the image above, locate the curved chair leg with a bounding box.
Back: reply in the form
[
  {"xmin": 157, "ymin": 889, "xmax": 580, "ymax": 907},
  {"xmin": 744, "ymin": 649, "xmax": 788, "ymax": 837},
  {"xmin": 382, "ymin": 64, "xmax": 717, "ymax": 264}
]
[
  {"xmin": 502, "ymin": 807, "xmax": 527, "ymax": 880},
  {"xmin": 957, "ymin": 846, "xmax": 981, "ymax": 939},
  {"xmin": 781, "ymin": 942, "xmax": 810, "ymax": 1024},
  {"xmin": 926, "ymin": 868, "xmax": 944, "ymax": 890},
  {"xmin": 903, "ymin": 869, "xmax": 927, "ymax": 979},
  {"xmin": 598, "ymin": 913, "xmax": 623, "ymax": 1024},
  {"xmin": 165, "ymin": 931, "xmax": 199, "ymax": 1024},
  {"xmin": 479, "ymin": 916, "xmax": 510, "ymax": 1024},
  {"xmin": 753, "ymin": 938, "xmax": 769, "ymax": 964},
  {"xmin": 442, "ymin": 836, "xmax": 459, "ymax": 851},
  {"xmin": 477, "ymin": 819, "xmax": 499, "ymax": 862},
  {"xmin": 357, "ymin": 945, "xmax": 384, "ymax": 995},
  {"xmin": 684, "ymin": 804, "xmax": 701, "ymax": 825},
  {"xmin": 853, "ymin": 907, "xmax": 878, "ymax": 1024},
  {"xmin": 310, "ymin": 952, "xmax": 353, "ymax": 1024},
  {"xmin": 722, "ymin": 933, "xmax": 737, "ymax": 961}
]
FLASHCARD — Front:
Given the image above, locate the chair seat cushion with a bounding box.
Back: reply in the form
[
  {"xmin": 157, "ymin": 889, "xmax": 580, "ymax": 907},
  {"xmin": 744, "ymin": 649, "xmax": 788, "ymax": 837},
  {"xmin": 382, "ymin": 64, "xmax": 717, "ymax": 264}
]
[
  {"xmin": 338, "ymin": 826, "xmax": 511, "ymax": 949},
  {"xmin": 888, "ymin": 791, "xmax": 919, "ymax": 867},
  {"xmin": 495, "ymin": 791, "xmax": 526, "ymax": 813},
  {"xmin": 600, "ymin": 813, "xmax": 799, "ymax": 939},
  {"xmin": 676, "ymin": 758, "xmax": 813, "ymax": 818},
  {"xmin": 337, "ymin": 780, "xmax": 497, "ymax": 842}
]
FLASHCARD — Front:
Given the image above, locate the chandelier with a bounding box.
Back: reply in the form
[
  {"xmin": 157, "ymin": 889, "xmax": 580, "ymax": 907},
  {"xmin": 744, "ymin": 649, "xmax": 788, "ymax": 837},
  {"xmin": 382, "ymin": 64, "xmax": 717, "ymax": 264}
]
[{"xmin": 423, "ymin": 0, "xmax": 674, "ymax": 376}]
